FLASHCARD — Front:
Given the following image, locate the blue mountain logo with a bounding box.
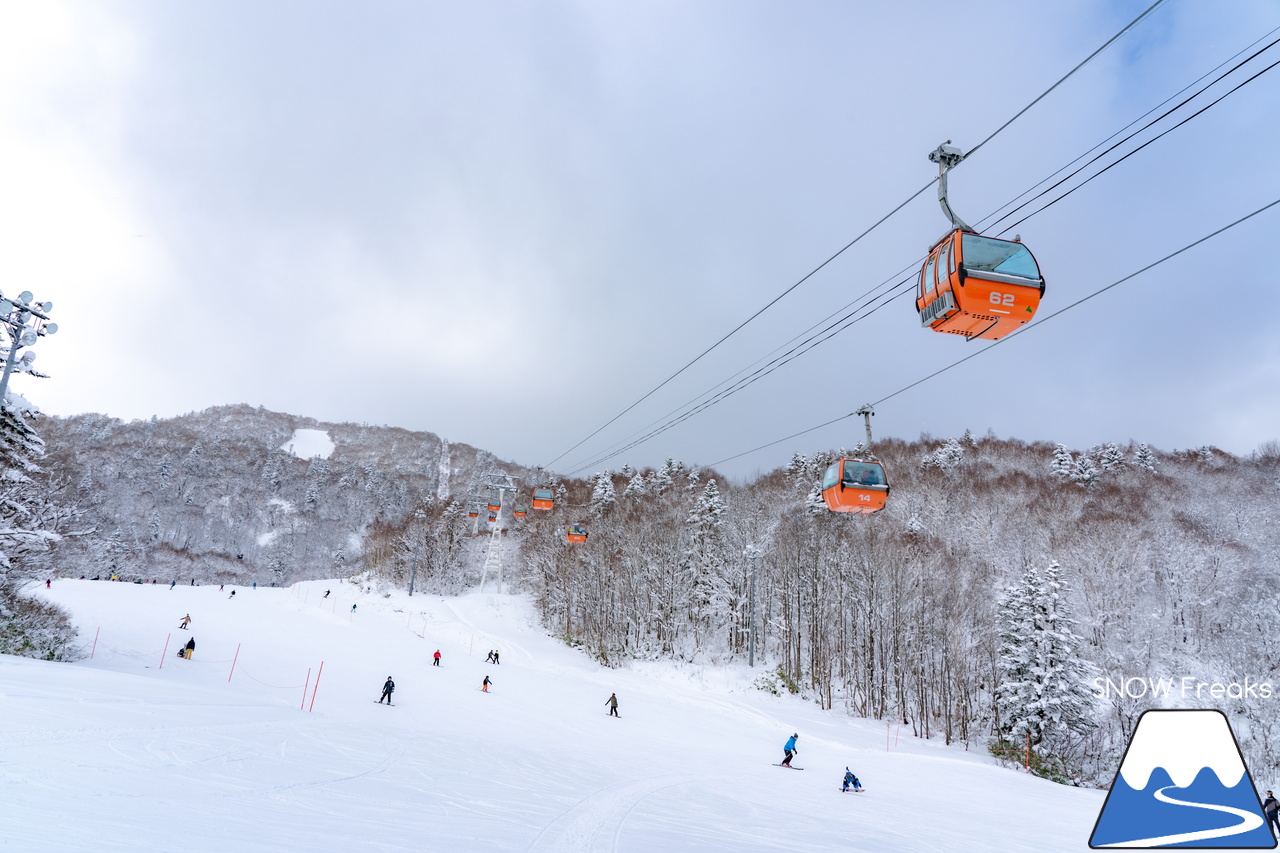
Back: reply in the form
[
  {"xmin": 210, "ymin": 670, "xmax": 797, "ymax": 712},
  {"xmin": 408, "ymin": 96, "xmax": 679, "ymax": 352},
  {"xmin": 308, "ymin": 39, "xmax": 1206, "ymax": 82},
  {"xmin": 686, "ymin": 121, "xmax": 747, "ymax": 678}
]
[{"xmin": 1090, "ymin": 709, "xmax": 1276, "ymax": 848}]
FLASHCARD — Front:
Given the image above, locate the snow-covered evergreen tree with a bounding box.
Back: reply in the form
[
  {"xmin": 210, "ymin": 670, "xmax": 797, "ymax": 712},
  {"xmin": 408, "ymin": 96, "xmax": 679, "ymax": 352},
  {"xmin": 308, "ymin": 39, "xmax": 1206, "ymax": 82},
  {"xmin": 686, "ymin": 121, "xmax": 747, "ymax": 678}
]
[
  {"xmin": 962, "ymin": 428, "xmax": 978, "ymax": 448},
  {"xmin": 996, "ymin": 561, "xmax": 1097, "ymax": 750},
  {"xmin": 921, "ymin": 438, "xmax": 964, "ymax": 472},
  {"xmin": 1070, "ymin": 455, "xmax": 1099, "ymax": 488},
  {"xmin": 1050, "ymin": 443, "xmax": 1075, "ymax": 479},
  {"xmin": 684, "ymin": 479, "xmax": 728, "ymax": 649},
  {"xmin": 623, "ymin": 469, "xmax": 648, "ymax": 498},
  {"xmin": 589, "ymin": 471, "xmax": 617, "ymax": 516},
  {"xmin": 1099, "ymin": 443, "xmax": 1126, "ymax": 473},
  {"xmin": 1133, "ymin": 443, "xmax": 1158, "ymax": 473}
]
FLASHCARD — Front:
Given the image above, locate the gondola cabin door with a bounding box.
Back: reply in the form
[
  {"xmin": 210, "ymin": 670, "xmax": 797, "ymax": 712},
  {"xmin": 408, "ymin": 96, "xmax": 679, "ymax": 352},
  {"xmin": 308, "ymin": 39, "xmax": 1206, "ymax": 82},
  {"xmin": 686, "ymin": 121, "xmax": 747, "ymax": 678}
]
[{"xmin": 821, "ymin": 459, "xmax": 889, "ymax": 514}]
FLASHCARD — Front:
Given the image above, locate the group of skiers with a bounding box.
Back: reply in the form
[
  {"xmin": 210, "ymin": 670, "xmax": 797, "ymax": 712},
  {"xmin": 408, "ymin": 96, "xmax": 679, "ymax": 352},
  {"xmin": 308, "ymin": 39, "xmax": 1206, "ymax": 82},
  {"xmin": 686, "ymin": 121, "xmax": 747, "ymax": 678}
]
[{"xmin": 781, "ymin": 733, "xmax": 864, "ymax": 791}]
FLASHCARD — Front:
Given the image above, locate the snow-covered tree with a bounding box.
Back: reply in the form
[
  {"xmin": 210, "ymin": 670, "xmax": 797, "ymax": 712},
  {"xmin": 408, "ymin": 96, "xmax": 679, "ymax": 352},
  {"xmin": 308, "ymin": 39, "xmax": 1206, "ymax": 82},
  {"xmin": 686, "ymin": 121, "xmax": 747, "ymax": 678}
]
[
  {"xmin": 1050, "ymin": 443, "xmax": 1075, "ymax": 479},
  {"xmin": 684, "ymin": 479, "xmax": 728, "ymax": 648},
  {"xmin": 996, "ymin": 560, "xmax": 1097, "ymax": 750},
  {"xmin": 623, "ymin": 469, "xmax": 648, "ymax": 498},
  {"xmin": 962, "ymin": 428, "xmax": 978, "ymax": 448},
  {"xmin": 1070, "ymin": 455, "xmax": 1099, "ymax": 488},
  {"xmin": 1099, "ymin": 443, "xmax": 1126, "ymax": 473},
  {"xmin": 589, "ymin": 471, "xmax": 617, "ymax": 516},
  {"xmin": 1133, "ymin": 443, "xmax": 1158, "ymax": 473},
  {"xmin": 921, "ymin": 438, "xmax": 964, "ymax": 472}
]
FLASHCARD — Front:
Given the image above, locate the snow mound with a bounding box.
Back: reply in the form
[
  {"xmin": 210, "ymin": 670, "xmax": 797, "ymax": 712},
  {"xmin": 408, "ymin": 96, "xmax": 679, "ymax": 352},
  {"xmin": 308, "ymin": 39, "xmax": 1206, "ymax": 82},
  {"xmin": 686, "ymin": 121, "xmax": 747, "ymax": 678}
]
[{"xmin": 280, "ymin": 428, "xmax": 334, "ymax": 459}]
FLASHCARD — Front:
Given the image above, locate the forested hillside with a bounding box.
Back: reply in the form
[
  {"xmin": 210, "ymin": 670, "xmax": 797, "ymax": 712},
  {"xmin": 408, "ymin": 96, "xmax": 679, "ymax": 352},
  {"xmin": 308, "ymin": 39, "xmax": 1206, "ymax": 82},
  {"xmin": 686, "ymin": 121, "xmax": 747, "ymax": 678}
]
[{"xmin": 23, "ymin": 406, "xmax": 1280, "ymax": 785}]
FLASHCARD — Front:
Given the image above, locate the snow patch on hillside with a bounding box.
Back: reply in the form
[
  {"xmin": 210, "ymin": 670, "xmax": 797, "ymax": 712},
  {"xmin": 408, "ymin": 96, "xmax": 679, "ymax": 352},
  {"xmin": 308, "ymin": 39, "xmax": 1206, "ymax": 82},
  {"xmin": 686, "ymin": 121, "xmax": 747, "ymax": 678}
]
[{"xmin": 280, "ymin": 428, "xmax": 334, "ymax": 459}]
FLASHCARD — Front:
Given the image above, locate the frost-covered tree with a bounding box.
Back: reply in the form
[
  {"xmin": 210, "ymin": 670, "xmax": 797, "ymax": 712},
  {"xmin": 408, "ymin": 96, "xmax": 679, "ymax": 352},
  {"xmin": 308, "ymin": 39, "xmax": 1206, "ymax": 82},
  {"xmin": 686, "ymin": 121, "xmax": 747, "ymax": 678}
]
[
  {"xmin": 921, "ymin": 438, "xmax": 964, "ymax": 472},
  {"xmin": 1133, "ymin": 443, "xmax": 1158, "ymax": 473},
  {"xmin": 962, "ymin": 428, "xmax": 978, "ymax": 448},
  {"xmin": 805, "ymin": 482, "xmax": 827, "ymax": 514},
  {"xmin": 996, "ymin": 561, "xmax": 1097, "ymax": 750},
  {"xmin": 684, "ymin": 479, "xmax": 728, "ymax": 648},
  {"xmin": 1050, "ymin": 444, "xmax": 1075, "ymax": 479},
  {"xmin": 623, "ymin": 469, "xmax": 649, "ymax": 498},
  {"xmin": 589, "ymin": 471, "xmax": 617, "ymax": 516},
  {"xmin": 1071, "ymin": 455, "xmax": 1099, "ymax": 488},
  {"xmin": 1099, "ymin": 443, "xmax": 1126, "ymax": 473}
]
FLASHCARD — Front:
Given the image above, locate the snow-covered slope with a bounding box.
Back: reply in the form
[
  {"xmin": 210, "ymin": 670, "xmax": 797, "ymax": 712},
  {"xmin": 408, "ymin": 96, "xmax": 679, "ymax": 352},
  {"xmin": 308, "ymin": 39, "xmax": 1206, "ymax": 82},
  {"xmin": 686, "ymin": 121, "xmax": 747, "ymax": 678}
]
[{"xmin": 3, "ymin": 580, "xmax": 1106, "ymax": 852}]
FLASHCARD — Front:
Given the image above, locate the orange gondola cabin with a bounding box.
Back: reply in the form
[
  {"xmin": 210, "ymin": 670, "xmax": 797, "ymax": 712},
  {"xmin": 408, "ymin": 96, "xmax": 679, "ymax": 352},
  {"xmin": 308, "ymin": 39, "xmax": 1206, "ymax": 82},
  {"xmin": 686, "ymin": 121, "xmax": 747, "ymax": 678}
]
[
  {"xmin": 468, "ymin": 506, "xmax": 479, "ymax": 519},
  {"xmin": 821, "ymin": 458, "xmax": 889, "ymax": 514},
  {"xmin": 916, "ymin": 230, "xmax": 1045, "ymax": 341},
  {"xmin": 532, "ymin": 487, "xmax": 555, "ymax": 511},
  {"xmin": 488, "ymin": 512, "xmax": 498, "ymax": 523},
  {"xmin": 487, "ymin": 498, "xmax": 501, "ymax": 512},
  {"xmin": 513, "ymin": 505, "xmax": 528, "ymax": 518},
  {"xmin": 566, "ymin": 523, "xmax": 588, "ymax": 543}
]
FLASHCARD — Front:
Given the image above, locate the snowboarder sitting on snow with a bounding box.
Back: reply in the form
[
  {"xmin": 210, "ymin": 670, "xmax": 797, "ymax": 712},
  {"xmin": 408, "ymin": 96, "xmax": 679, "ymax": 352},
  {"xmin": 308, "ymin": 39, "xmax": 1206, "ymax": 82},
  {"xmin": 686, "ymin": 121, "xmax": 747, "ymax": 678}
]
[
  {"xmin": 782, "ymin": 733, "xmax": 798, "ymax": 766},
  {"xmin": 842, "ymin": 768, "xmax": 862, "ymax": 792},
  {"xmin": 605, "ymin": 692, "xmax": 619, "ymax": 717},
  {"xmin": 379, "ymin": 677, "xmax": 395, "ymax": 704}
]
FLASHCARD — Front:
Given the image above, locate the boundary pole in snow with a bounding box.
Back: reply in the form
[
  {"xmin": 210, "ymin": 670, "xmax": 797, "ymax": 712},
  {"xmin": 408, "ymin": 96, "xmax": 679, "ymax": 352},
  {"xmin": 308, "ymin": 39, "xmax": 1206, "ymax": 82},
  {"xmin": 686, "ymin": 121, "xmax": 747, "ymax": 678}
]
[
  {"xmin": 886, "ymin": 721, "xmax": 890, "ymax": 751},
  {"xmin": 301, "ymin": 667, "xmax": 311, "ymax": 710},
  {"xmin": 228, "ymin": 643, "xmax": 241, "ymax": 682},
  {"xmin": 895, "ymin": 724, "xmax": 900, "ymax": 747},
  {"xmin": 1025, "ymin": 732, "xmax": 1030, "ymax": 772},
  {"xmin": 160, "ymin": 633, "xmax": 171, "ymax": 669},
  {"xmin": 90, "ymin": 626, "xmax": 99, "ymax": 660},
  {"xmin": 309, "ymin": 661, "xmax": 324, "ymax": 712}
]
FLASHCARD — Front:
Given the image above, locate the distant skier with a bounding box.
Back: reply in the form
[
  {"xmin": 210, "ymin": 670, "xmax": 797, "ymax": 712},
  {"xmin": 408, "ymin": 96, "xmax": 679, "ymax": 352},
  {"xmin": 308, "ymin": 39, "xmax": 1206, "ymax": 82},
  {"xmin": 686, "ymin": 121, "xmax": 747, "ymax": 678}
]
[
  {"xmin": 842, "ymin": 768, "xmax": 862, "ymax": 792},
  {"xmin": 482, "ymin": 675, "xmax": 492, "ymax": 693},
  {"xmin": 252, "ymin": 582, "xmax": 256, "ymax": 589},
  {"xmin": 432, "ymin": 650, "xmax": 441, "ymax": 667},
  {"xmin": 324, "ymin": 590, "xmax": 331, "ymax": 599},
  {"xmin": 485, "ymin": 650, "xmax": 495, "ymax": 664},
  {"xmin": 228, "ymin": 590, "xmax": 236, "ymax": 599},
  {"xmin": 178, "ymin": 614, "xmax": 191, "ymax": 630},
  {"xmin": 782, "ymin": 733, "xmax": 798, "ymax": 767},
  {"xmin": 45, "ymin": 578, "xmax": 50, "ymax": 588},
  {"xmin": 184, "ymin": 637, "xmax": 195, "ymax": 659},
  {"xmin": 605, "ymin": 692, "xmax": 619, "ymax": 717},
  {"xmin": 379, "ymin": 676, "xmax": 395, "ymax": 704},
  {"xmin": 493, "ymin": 650, "xmax": 500, "ymax": 665},
  {"xmin": 219, "ymin": 584, "xmax": 224, "ymax": 591},
  {"xmin": 1264, "ymin": 790, "xmax": 1279, "ymax": 835},
  {"xmin": 351, "ymin": 604, "xmax": 357, "ymax": 614},
  {"xmin": 170, "ymin": 580, "xmax": 176, "ymax": 590}
]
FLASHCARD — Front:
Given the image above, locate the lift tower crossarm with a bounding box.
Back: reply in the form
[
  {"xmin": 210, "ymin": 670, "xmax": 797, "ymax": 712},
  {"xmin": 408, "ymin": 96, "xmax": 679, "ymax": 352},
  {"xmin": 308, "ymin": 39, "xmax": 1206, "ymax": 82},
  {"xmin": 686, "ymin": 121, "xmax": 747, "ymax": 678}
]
[{"xmin": 928, "ymin": 141, "xmax": 972, "ymax": 233}]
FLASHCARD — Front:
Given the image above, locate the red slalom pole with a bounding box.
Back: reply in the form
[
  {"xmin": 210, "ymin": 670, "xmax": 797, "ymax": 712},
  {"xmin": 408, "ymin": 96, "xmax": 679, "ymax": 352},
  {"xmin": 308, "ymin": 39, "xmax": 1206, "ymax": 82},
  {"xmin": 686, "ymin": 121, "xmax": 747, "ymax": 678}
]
[
  {"xmin": 301, "ymin": 667, "xmax": 311, "ymax": 710},
  {"xmin": 309, "ymin": 661, "xmax": 324, "ymax": 712},
  {"xmin": 228, "ymin": 643, "xmax": 241, "ymax": 682},
  {"xmin": 91, "ymin": 626, "xmax": 100, "ymax": 660},
  {"xmin": 159, "ymin": 633, "xmax": 171, "ymax": 669}
]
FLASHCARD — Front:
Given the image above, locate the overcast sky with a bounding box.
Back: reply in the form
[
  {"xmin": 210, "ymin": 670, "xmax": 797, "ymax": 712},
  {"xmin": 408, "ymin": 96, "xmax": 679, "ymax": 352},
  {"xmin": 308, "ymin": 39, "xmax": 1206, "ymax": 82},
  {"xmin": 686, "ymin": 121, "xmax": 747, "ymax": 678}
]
[{"xmin": 1, "ymin": 0, "xmax": 1277, "ymax": 480}]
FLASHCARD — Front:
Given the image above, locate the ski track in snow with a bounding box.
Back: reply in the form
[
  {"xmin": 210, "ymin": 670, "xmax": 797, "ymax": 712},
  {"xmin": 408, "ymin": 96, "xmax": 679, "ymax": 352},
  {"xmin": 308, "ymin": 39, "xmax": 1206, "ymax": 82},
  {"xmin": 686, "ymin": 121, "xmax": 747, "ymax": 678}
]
[{"xmin": 526, "ymin": 775, "xmax": 698, "ymax": 853}]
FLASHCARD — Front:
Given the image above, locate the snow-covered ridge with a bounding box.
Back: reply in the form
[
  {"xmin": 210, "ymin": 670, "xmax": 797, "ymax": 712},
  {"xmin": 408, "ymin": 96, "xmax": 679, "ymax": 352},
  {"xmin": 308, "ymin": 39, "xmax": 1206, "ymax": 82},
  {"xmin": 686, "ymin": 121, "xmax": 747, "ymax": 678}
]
[
  {"xmin": 1117, "ymin": 711, "xmax": 1246, "ymax": 790},
  {"xmin": 280, "ymin": 428, "xmax": 334, "ymax": 459}
]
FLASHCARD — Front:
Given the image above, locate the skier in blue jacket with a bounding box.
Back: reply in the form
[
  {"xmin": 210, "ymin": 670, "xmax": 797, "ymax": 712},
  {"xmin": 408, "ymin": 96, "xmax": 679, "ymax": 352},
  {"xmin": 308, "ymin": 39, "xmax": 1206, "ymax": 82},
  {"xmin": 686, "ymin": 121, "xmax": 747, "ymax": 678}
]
[
  {"xmin": 782, "ymin": 733, "xmax": 798, "ymax": 766},
  {"xmin": 842, "ymin": 768, "xmax": 862, "ymax": 792}
]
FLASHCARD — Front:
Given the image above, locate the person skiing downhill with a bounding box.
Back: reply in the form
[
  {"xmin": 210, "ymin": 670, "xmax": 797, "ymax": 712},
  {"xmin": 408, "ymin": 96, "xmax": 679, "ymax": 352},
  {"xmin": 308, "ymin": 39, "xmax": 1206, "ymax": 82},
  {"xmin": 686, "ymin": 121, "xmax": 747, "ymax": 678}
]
[
  {"xmin": 605, "ymin": 693, "xmax": 619, "ymax": 717},
  {"xmin": 432, "ymin": 650, "xmax": 441, "ymax": 667},
  {"xmin": 379, "ymin": 677, "xmax": 395, "ymax": 704},
  {"xmin": 482, "ymin": 675, "xmax": 492, "ymax": 693},
  {"xmin": 842, "ymin": 768, "xmax": 862, "ymax": 792},
  {"xmin": 178, "ymin": 614, "xmax": 191, "ymax": 629},
  {"xmin": 782, "ymin": 733, "xmax": 798, "ymax": 767}
]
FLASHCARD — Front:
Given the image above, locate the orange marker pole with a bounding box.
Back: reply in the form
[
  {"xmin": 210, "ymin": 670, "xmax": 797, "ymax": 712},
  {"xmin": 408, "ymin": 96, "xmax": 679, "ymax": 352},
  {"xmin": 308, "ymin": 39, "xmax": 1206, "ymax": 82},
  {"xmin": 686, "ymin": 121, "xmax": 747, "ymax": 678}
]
[
  {"xmin": 160, "ymin": 633, "xmax": 171, "ymax": 669},
  {"xmin": 309, "ymin": 661, "xmax": 325, "ymax": 712},
  {"xmin": 91, "ymin": 626, "xmax": 99, "ymax": 660},
  {"xmin": 301, "ymin": 667, "xmax": 311, "ymax": 710},
  {"xmin": 228, "ymin": 643, "xmax": 241, "ymax": 682}
]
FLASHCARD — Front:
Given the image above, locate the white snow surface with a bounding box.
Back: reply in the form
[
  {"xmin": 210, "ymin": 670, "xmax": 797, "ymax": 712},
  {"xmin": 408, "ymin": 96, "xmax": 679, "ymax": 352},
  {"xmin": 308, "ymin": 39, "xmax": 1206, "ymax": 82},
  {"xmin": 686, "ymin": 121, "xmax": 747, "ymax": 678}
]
[
  {"xmin": 280, "ymin": 428, "xmax": 334, "ymax": 459},
  {"xmin": 1118, "ymin": 710, "xmax": 1246, "ymax": 790},
  {"xmin": 4, "ymin": 580, "xmax": 1107, "ymax": 852}
]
